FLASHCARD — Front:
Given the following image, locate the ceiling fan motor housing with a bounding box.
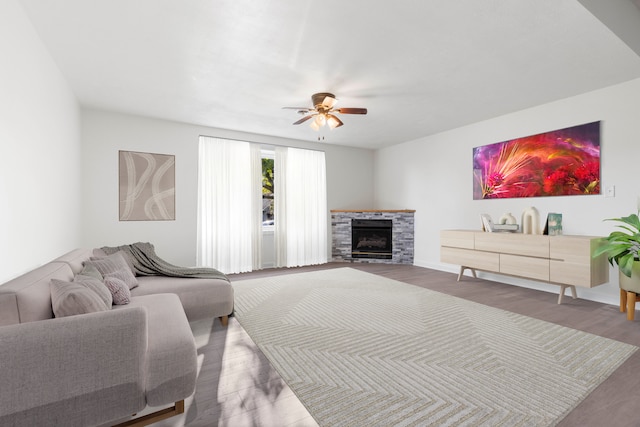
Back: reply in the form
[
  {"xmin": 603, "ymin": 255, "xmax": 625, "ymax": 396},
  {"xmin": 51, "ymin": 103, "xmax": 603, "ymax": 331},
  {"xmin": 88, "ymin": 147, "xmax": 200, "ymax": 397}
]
[{"xmin": 312, "ymin": 92, "xmax": 336, "ymax": 109}]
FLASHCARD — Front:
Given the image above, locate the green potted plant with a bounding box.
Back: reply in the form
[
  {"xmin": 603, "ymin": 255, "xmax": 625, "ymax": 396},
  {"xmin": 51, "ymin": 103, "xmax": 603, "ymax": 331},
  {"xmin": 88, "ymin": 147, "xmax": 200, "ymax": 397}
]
[
  {"xmin": 594, "ymin": 212, "xmax": 640, "ymax": 277},
  {"xmin": 593, "ymin": 211, "xmax": 640, "ymax": 320}
]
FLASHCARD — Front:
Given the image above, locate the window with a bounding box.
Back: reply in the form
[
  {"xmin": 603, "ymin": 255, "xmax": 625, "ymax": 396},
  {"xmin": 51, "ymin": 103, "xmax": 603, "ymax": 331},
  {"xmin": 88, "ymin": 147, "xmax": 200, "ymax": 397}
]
[
  {"xmin": 261, "ymin": 149, "xmax": 274, "ymax": 228},
  {"xmin": 198, "ymin": 137, "xmax": 326, "ymax": 272}
]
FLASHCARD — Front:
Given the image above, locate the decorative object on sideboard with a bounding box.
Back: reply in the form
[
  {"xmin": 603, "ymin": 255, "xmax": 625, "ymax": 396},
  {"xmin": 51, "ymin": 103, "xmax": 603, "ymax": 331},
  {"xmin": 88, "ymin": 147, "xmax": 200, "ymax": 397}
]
[
  {"xmin": 593, "ymin": 209, "xmax": 640, "ymax": 320},
  {"xmin": 472, "ymin": 121, "xmax": 601, "ymax": 200},
  {"xmin": 496, "ymin": 212, "xmax": 519, "ymax": 231},
  {"xmin": 493, "ymin": 223, "xmax": 519, "ymax": 232},
  {"xmin": 499, "ymin": 212, "xmax": 517, "ymax": 225},
  {"xmin": 521, "ymin": 206, "xmax": 541, "ymax": 234},
  {"xmin": 543, "ymin": 213, "xmax": 563, "ymax": 235},
  {"xmin": 481, "ymin": 213, "xmax": 518, "ymax": 232},
  {"xmin": 480, "ymin": 214, "xmax": 495, "ymax": 232}
]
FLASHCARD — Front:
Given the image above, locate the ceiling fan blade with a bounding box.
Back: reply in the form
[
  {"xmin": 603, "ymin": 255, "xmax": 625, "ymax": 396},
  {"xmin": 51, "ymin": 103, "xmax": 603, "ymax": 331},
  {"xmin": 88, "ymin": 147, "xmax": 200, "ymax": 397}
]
[
  {"xmin": 282, "ymin": 107, "xmax": 312, "ymax": 111},
  {"xmin": 337, "ymin": 107, "xmax": 367, "ymax": 114},
  {"xmin": 293, "ymin": 114, "xmax": 315, "ymax": 125}
]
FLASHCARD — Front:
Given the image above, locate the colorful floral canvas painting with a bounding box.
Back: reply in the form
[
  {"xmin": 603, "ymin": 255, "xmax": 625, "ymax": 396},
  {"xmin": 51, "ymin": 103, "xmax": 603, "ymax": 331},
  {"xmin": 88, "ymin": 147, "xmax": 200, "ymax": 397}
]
[{"xmin": 473, "ymin": 121, "xmax": 601, "ymax": 199}]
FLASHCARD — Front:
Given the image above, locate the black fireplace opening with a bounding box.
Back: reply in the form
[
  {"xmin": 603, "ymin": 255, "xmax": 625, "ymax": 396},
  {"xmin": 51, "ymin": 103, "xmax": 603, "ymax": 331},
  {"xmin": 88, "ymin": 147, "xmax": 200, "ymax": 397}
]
[{"xmin": 351, "ymin": 219, "xmax": 393, "ymax": 259}]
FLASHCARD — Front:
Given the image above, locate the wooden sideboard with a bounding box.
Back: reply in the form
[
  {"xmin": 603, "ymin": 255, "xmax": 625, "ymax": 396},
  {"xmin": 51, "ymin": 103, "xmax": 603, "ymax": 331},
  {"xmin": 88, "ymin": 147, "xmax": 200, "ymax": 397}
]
[{"xmin": 440, "ymin": 230, "xmax": 609, "ymax": 303}]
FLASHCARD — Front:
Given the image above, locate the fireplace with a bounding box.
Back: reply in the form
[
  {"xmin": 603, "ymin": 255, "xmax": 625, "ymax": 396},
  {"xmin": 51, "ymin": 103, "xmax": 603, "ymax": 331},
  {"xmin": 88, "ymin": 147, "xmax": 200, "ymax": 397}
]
[
  {"xmin": 351, "ymin": 219, "xmax": 393, "ymax": 259},
  {"xmin": 332, "ymin": 210, "xmax": 414, "ymax": 264}
]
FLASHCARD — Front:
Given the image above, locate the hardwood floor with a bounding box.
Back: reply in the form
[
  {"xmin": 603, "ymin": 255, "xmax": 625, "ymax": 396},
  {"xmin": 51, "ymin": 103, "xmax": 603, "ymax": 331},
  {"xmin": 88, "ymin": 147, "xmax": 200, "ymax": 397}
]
[{"xmin": 160, "ymin": 263, "xmax": 640, "ymax": 426}]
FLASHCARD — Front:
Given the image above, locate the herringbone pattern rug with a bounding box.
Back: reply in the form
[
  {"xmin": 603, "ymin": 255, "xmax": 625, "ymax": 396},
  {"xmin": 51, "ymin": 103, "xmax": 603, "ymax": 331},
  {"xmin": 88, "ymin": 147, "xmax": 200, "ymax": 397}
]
[{"xmin": 231, "ymin": 268, "xmax": 636, "ymax": 427}]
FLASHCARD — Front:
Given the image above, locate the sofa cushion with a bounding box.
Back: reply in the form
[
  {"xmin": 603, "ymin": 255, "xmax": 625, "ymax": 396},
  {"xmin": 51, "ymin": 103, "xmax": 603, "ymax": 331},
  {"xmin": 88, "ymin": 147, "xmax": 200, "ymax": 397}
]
[
  {"xmin": 73, "ymin": 275, "xmax": 112, "ymax": 307},
  {"xmin": 131, "ymin": 276, "xmax": 234, "ymax": 322},
  {"xmin": 50, "ymin": 279, "xmax": 110, "ymax": 317},
  {"xmin": 85, "ymin": 252, "xmax": 138, "ymax": 290},
  {"xmin": 113, "ymin": 294, "xmax": 197, "ymax": 406},
  {"xmin": 103, "ymin": 276, "xmax": 131, "ymax": 305}
]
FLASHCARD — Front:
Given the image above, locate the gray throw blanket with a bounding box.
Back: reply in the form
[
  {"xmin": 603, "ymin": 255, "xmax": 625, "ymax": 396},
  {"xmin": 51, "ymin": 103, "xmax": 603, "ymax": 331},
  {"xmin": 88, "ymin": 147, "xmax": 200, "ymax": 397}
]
[{"xmin": 101, "ymin": 242, "xmax": 229, "ymax": 282}]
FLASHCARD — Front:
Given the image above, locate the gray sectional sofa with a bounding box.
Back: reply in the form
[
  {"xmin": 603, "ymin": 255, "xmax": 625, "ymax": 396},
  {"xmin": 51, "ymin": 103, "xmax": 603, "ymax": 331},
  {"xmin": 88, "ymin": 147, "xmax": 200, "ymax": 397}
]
[{"xmin": 0, "ymin": 247, "xmax": 234, "ymax": 427}]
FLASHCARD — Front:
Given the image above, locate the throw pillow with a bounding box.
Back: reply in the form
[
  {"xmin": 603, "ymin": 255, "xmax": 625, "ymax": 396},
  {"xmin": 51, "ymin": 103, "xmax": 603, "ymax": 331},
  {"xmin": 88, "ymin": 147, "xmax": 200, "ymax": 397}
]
[
  {"xmin": 85, "ymin": 251, "xmax": 138, "ymax": 290},
  {"xmin": 50, "ymin": 279, "xmax": 110, "ymax": 318},
  {"xmin": 99, "ymin": 247, "xmax": 137, "ymax": 275},
  {"xmin": 73, "ymin": 275, "xmax": 113, "ymax": 308},
  {"xmin": 103, "ymin": 276, "xmax": 131, "ymax": 305},
  {"xmin": 77, "ymin": 263, "xmax": 103, "ymax": 280}
]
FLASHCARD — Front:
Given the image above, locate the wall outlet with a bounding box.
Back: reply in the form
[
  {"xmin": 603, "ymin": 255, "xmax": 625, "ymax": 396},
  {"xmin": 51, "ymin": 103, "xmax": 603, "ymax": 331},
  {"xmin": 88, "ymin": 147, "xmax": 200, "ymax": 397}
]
[{"xmin": 606, "ymin": 185, "xmax": 615, "ymax": 198}]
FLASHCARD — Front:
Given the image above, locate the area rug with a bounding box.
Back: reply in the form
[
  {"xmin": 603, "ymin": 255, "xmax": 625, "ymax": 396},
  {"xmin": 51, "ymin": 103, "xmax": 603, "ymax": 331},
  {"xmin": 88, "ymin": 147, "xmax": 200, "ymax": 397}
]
[{"xmin": 231, "ymin": 268, "xmax": 637, "ymax": 427}]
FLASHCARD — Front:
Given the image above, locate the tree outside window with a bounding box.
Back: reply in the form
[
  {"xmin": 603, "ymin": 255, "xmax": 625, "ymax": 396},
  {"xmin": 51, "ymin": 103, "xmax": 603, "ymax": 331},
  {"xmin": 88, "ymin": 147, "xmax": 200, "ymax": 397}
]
[{"xmin": 262, "ymin": 157, "xmax": 274, "ymax": 227}]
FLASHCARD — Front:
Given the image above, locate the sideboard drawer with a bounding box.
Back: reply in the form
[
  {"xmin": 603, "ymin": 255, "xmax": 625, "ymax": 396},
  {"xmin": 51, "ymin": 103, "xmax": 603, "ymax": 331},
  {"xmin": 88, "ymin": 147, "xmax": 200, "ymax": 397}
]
[
  {"xmin": 440, "ymin": 230, "xmax": 475, "ymax": 249},
  {"xmin": 550, "ymin": 260, "xmax": 590, "ymax": 287},
  {"xmin": 441, "ymin": 247, "xmax": 499, "ymax": 272},
  {"xmin": 500, "ymin": 254, "xmax": 549, "ymax": 281},
  {"xmin": 550, "ymin": 236, "xmax": 592, "ymax": 262},
  {"xmin": 475, "ymin": 232, "xmax": 549, "ymax": 258},
  {"xmin": 549, "ymin": 236, "xmax": 608, "ymax": 287}
]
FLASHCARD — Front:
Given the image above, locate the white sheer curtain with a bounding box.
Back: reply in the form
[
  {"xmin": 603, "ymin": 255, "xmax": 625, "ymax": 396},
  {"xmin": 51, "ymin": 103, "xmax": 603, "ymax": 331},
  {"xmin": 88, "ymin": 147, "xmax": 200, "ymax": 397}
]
[
  {"xmin": 197, "ymin": 136, "xmax": 262, "ymax": 274},
  {"xmin": 274, "ymin": 147, "xmax": 288, "ymax": 267},
  {"xmin": 250, "ymin": 143, "xmax": 263, "ymax": 270},
  {"xmin": 275, "ymin": 147, "xmax": 328, "ymax": 267}
]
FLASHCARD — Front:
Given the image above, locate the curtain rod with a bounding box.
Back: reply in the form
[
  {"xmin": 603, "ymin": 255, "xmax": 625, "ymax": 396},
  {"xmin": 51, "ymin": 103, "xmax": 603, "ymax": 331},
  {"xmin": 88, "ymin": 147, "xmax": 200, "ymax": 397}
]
[{"xmin": 198, "ymin": 134, "xmax": 327, "ymax": 153}]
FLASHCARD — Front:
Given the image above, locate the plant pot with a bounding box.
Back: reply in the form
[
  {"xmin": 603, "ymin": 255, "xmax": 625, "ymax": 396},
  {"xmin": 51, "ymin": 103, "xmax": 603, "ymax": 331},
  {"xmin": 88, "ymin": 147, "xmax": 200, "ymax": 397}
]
[
  {"xmin": 619, "ymin": 261, "xmax": 640, "ymax": 294},
  {"xmin": 619, "ymin": 262, "xmax": 640, "ymax": 320}
]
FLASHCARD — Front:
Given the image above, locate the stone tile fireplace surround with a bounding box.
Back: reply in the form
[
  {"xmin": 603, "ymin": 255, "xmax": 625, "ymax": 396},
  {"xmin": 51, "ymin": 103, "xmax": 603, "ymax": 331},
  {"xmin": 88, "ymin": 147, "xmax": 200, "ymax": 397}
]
[{"xmin": 331, "ymin": 210, "xmax": 415, "ymax": 264}]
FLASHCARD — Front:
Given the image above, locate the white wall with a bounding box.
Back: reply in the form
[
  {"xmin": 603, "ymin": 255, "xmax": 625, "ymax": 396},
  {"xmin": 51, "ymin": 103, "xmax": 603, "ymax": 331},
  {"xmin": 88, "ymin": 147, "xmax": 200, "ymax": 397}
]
[
  {"xmin": 81, "ymin": 109, "xmax": 375, "ymax": 266},
  {"xmin": 374, "ymin": 77, "xmax": 640, "ymax": 305},
  {"xmin": 0, "ymin": 0, "xmax": 81, "ymax": 282}
]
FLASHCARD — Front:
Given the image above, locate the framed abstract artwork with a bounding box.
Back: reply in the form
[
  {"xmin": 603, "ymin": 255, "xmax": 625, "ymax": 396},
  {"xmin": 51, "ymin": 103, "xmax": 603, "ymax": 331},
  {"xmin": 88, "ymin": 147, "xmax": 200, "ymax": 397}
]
[
  {"xmin": 119, "ymin": 150, "xmax": 175, "ymax": 221},
  {"xmin": 473, "ymin": 121, "xmax": 601, "ymax": 199}
]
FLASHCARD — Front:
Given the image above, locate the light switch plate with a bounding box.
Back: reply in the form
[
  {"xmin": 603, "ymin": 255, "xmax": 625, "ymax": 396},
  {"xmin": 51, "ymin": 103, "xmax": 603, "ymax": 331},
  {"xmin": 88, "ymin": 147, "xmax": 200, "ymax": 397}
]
[{"xmin": 606, "ymin": 185, "xmax": 615, "ymax": 198}]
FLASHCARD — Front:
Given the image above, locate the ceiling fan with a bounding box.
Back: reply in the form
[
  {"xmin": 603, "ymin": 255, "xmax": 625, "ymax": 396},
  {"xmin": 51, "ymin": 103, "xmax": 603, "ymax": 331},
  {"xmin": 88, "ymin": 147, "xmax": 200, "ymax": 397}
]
[{"xmin": 283, "ymin": 92, "xmax": 367, "ymax": 130}]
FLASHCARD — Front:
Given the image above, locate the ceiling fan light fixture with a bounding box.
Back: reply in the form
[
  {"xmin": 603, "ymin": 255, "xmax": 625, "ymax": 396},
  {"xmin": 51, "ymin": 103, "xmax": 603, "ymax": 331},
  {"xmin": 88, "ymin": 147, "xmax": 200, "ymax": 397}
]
[
  {"xmin": 327, "ymin": 114, "xmax": 343, "ymax": 129},
  {"xmin": 309, "ymin": 119, "xmax": 321, "ymax": 131},
  {"xmin": 312, "ymin": 114, "xmax": 326, "ymax": 128}
]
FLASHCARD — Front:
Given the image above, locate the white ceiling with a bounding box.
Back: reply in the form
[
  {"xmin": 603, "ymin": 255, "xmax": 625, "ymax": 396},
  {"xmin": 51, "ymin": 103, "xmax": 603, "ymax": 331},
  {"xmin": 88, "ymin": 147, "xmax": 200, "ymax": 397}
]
[{"xmin": 19, "ymin": 0, "xmax": 640, "ymax": 149}]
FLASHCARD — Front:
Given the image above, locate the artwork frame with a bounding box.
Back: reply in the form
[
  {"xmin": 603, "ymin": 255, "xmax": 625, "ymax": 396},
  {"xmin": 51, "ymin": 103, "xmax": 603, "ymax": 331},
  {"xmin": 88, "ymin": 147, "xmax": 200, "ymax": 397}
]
[
  {"xmin": 473, "ymin": 121, "xmax": 601, "ymax": 200},
  {"xmin": 119, "ymin": 150, "xmax": 176, "ymax": 221},
  {"xmin": 543, "ymin": 213, "xmax": 563, "ymax": 236}
]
